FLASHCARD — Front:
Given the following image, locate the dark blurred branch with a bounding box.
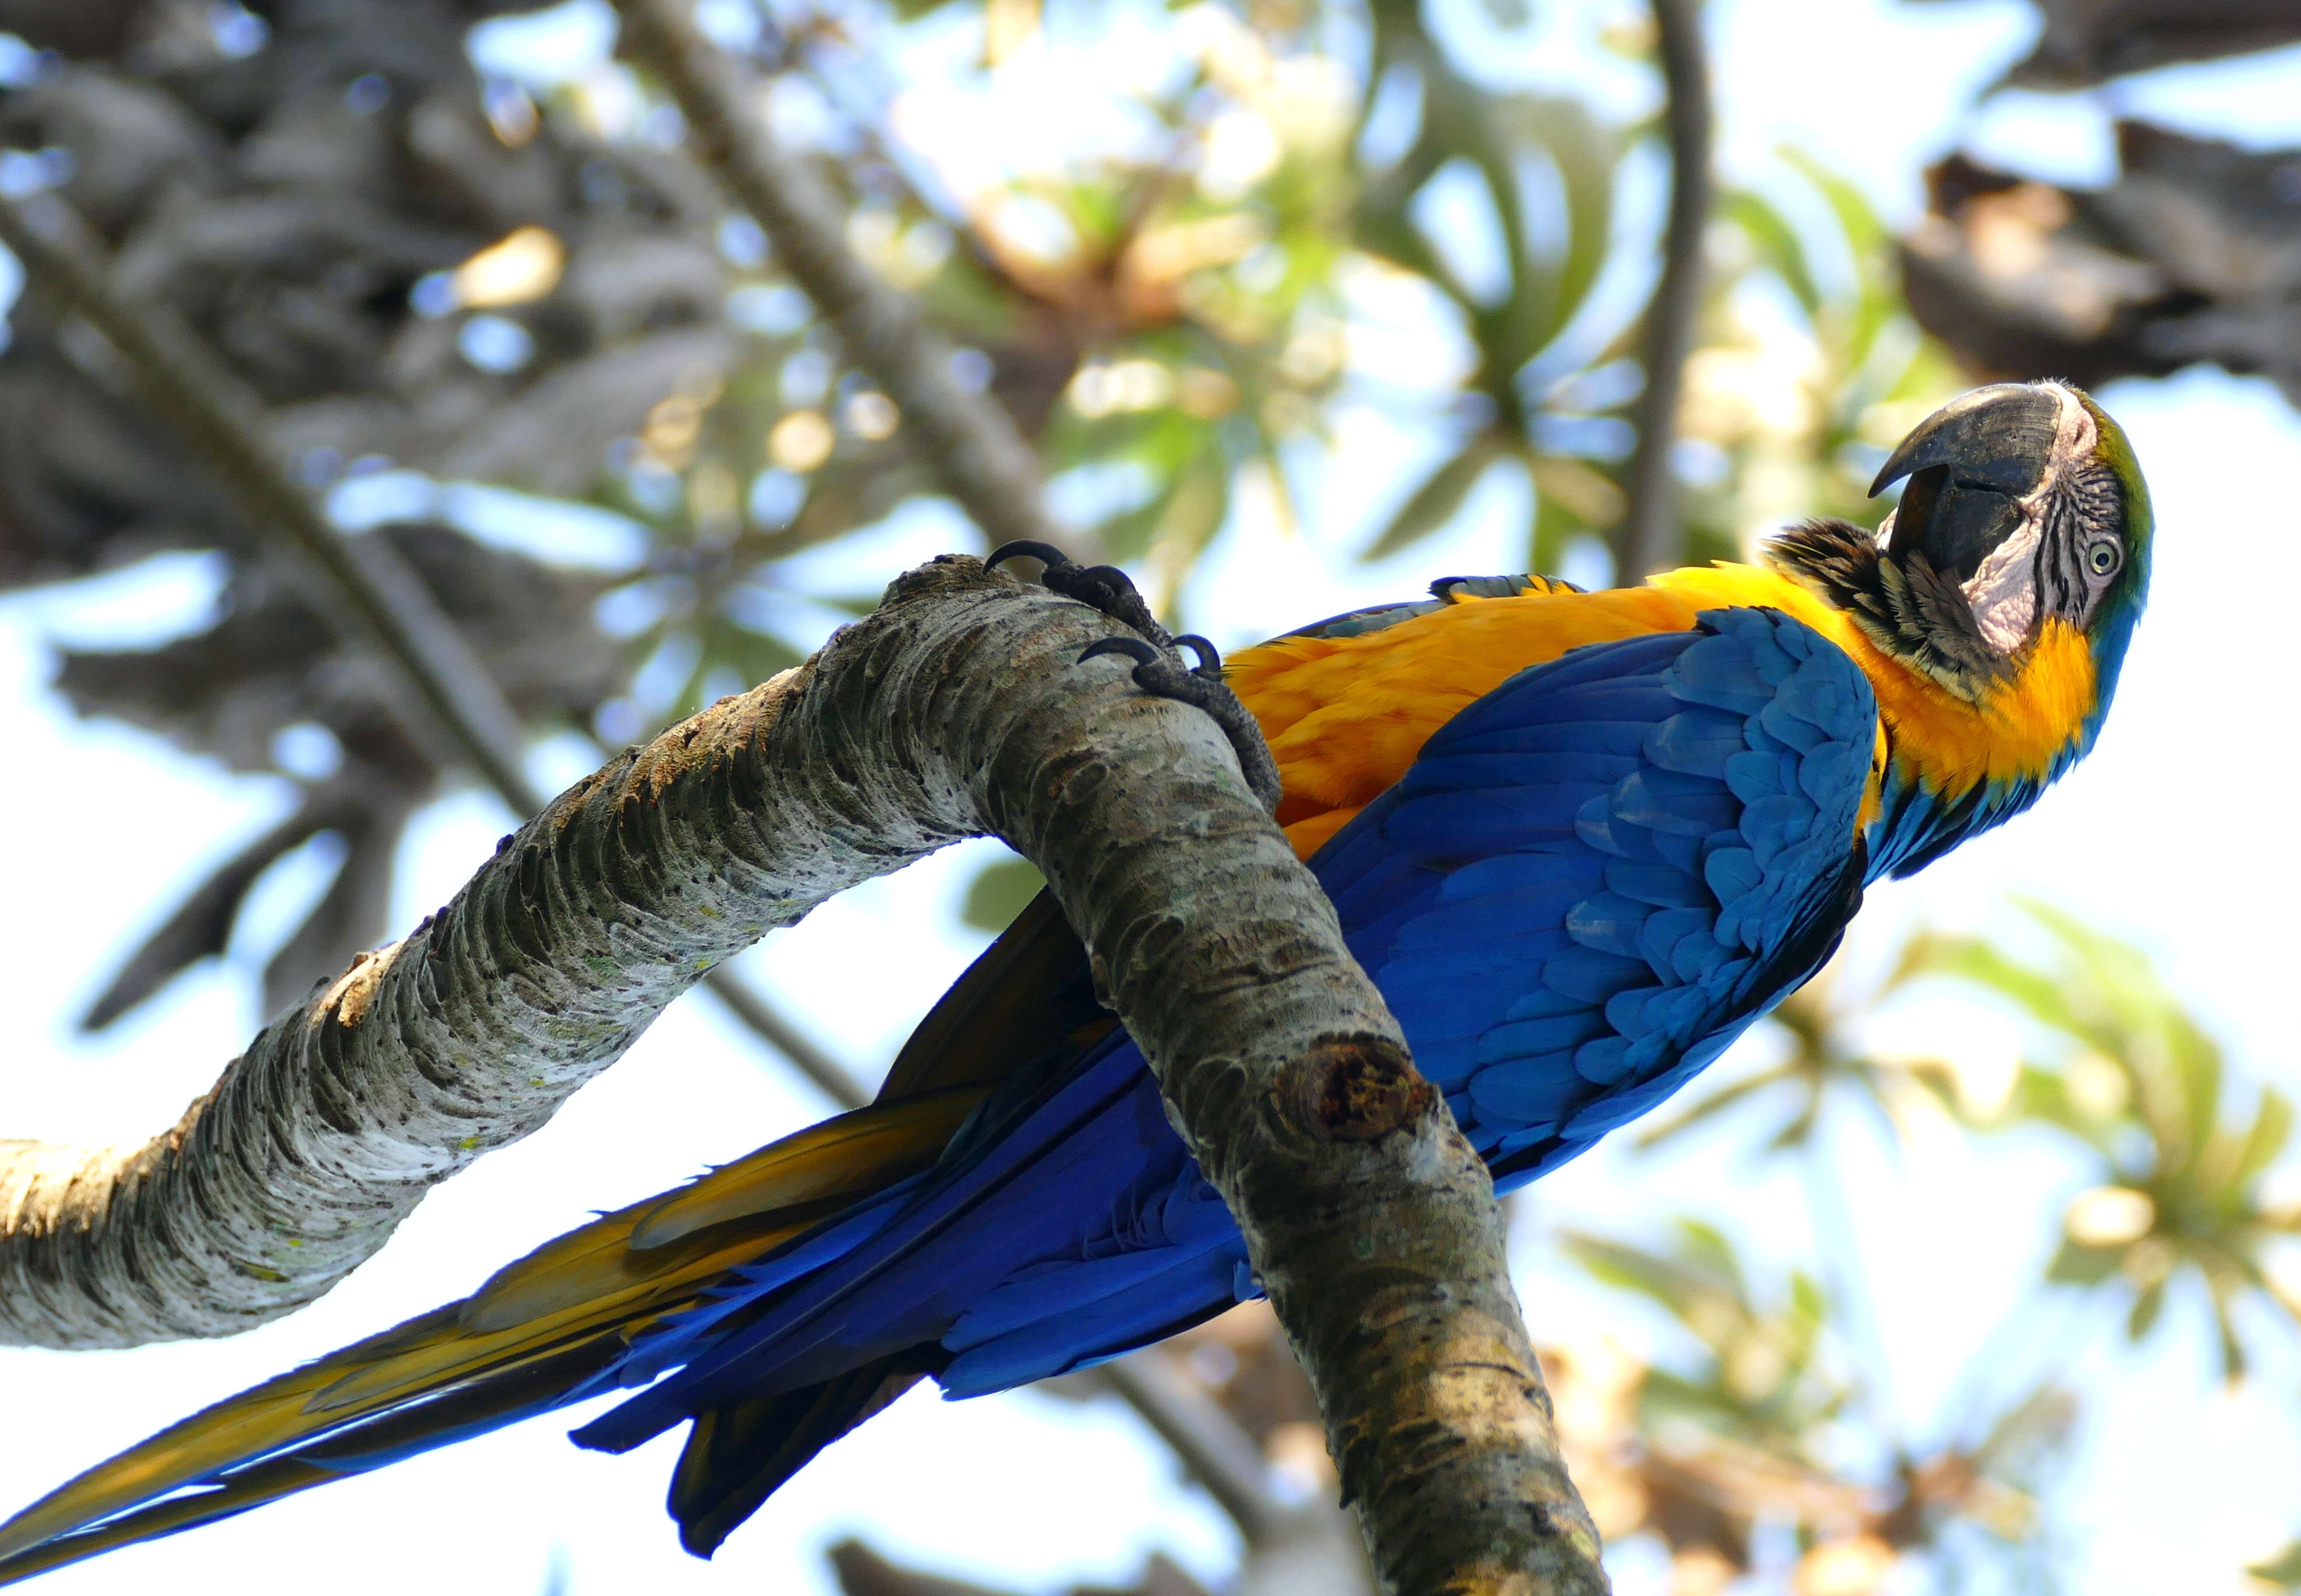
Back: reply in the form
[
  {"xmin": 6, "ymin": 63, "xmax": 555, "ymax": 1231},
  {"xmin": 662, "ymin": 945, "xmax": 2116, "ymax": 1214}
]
[
  {"xmin": 613, "ymin": 0, "xmax": 1083, "ymax": 557},
  {"xmin": 1616, "ymin": 0, "xmax": 1711, "ymax": 580},
  {"xmin": 1956, "ymin": 0, "xmax": 2301, "ymax": 88},
  {"xmin": 1900, "ymin": 126, "xmax": 2301, "ymax": 408},
  {"xmin": 0, "ymin": 186, "xmax": 861, "ymax": 1105},
  {"xmin": 0, "ymin": 193, "xmax": 542, "ymax": 808},
  {"xmin": 701, "ymin": 959, "xmax": 871, "ymax": 1104},
  {"xmin": 1097, "ymin": 1356, "xmax": 1287, "ymax": 1545}
]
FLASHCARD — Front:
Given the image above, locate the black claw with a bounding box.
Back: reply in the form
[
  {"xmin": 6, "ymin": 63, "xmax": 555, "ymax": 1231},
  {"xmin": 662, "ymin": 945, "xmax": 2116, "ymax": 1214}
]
[
  {"xmin": 1044, "ymin": 564, "xmax": 1174, "ymax": 651},
  {"xmin": 1172, "ymin": 634, "xmax": 1223, "ymax": 681},
  {"xmin": 1077, "ymin": 636, "xmax": 1164, "ymax": 668},
  {"xmin": 986, "ymin": 539, "xmax": 1074, "ymax": 574},
  {"xmin": 994, "ymin": 541, "xmax": 1175, "ymax": 651}
]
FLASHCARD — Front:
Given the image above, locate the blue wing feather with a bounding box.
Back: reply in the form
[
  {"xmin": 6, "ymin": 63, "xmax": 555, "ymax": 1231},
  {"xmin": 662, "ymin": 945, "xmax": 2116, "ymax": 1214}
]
[
  {"xmin": 577, "ymin": 606, "xmax": 1879, "ymax": 1432},
  {"xmin": 1311, "ymin": 606, "xmax": 1874, "ymax": 1180}
]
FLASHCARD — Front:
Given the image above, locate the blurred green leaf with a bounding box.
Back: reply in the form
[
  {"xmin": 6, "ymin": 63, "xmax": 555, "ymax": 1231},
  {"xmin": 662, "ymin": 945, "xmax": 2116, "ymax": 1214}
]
[
  {"xmin": 2238, "ymin": 1089, "xmax": 2294, "ymax": 1186},
  {"xmin": 1724, "ymin": 189, "xmax": 1823, "ymax": 316},
  {"xmin": 1500, "ymin": 93, "xmax": 1622, "ymax": 355},
  {"xmin": 1362, "ymin": 431, "xmax": 1509, "ymax": 560},
  {"xmin": 2250, "ymin": 1539, "xmax": 2301, "ymax": 1591},
  {"xmin": 1526, "ymin": 484, "xmax": 1589, "ymax": 577},
  {"xmin": 961, "ymin": 854, "xmax": 1045, "ymax": 934},
  {"xmin": 2127, "ymin": 1279, "xmax": 2167, "ymax": 1340}
]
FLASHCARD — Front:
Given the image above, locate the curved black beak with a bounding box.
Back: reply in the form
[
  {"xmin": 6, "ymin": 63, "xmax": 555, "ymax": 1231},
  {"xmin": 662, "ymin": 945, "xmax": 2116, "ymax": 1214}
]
[{"xmin": 1870, "ymin": 383, "xmax": 2066, "ymax": 581}]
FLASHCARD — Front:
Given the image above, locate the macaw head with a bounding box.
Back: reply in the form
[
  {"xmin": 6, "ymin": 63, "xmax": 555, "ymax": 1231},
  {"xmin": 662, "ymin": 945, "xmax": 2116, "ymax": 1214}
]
[{"xmin": 1769, "ymin": 380, "xmax": 2153, "ymax": 743}]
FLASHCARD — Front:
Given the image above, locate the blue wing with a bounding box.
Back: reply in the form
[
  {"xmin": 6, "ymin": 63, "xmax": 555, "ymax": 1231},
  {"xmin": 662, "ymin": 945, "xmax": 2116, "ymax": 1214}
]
[
  {"xmin": 1314, "ymin": 604, "xmax": 1875, "ymax": 1183},
  {"xmin": 583, "ymin": 604, "xmax": 1880, "ymax": 1415}
]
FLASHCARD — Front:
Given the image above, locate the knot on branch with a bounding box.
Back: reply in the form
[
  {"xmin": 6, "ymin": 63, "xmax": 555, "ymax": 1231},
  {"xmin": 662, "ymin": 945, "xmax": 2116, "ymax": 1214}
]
[{"xmin": 1286, "ymin": 1033, "xmax": 1433, "ymax": 1143}]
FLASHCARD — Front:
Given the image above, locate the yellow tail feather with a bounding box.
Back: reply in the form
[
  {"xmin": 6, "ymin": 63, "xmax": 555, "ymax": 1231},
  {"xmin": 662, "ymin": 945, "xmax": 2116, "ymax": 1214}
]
[
  {"xmin": 628, "ymin": 1082, "xmax": 990, "ymax": 1251},
  {"xmin": 0, "ymin": 1087, "xmax": 990, "ymax": 1582}
]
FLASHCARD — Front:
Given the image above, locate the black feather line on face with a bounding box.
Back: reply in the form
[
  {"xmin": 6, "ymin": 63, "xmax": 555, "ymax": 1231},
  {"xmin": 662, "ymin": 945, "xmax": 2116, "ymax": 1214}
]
[
  {"xmin": 2043, "ymin": 495, "xmax": 2076, "ymax": 618},
  {"xmin": 1764, "ymin": 518, "xmax": 2010, "ymax": 700},
  {"xmin": 2042, "ymin": 460, "xmax": 2123, "ymax": 626}
]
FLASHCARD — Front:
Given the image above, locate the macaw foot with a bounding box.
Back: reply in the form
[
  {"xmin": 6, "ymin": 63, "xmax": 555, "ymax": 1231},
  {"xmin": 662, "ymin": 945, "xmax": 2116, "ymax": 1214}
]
[
  {"xmin": 984, "ymin": 540, "xmax": 1175, "ymax": 651},
  {"xmin": 987, "ymin": 541, "xmax": 1282, "ymax": 814},
  {"xmin": 1075, "ymin": 635, "xmax": 1284, "ymax": 812}
]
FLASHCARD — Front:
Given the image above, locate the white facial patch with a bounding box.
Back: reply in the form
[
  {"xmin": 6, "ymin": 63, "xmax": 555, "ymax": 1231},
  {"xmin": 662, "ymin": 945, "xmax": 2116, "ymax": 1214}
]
[
  {"xmin": 1959, "ymin": 383, "xmax": 2094, "ymax": 654},
  {"xmin": 1961, "ymin": 516, "xmax": 2041, "ymax": 652},
  {"xmin": 2045, "ymin": 382, "xmax": 2098, "ymax": 462}
]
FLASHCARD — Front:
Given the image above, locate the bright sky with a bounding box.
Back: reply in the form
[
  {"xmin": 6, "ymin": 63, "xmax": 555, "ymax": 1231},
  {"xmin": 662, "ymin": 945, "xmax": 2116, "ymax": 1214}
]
[{"xmin": 2, "ymin": 1, "xmax": 2299, "ymax": 1594}]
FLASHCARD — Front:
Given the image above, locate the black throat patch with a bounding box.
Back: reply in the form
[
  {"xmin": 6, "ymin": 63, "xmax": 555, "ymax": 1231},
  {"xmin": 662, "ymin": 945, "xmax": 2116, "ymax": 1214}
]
[{"xmin": 1763, "ymin": 518, "xmax": 2012, "ymax": 701}]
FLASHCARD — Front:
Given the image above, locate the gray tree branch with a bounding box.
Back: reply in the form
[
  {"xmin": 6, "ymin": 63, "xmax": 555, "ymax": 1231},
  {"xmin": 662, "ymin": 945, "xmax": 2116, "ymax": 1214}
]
[
  {"xmin": 1616, "ymin": 0, "xmax": 1711, "ymax": 581},
  {"xmin": 0, "ymin": 555, "xmax": 1602, "ymax": 1592},
  {"xmin": 0, "ymin": 72, "xmax": 1272, "ymax": 1554}
]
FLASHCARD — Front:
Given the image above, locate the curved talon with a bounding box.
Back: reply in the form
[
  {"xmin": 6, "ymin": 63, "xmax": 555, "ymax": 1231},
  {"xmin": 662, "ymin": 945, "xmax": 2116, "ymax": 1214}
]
[
  {"xmin": 994, "ymin": 542, "xmax": 1173, "ymax": 651},
  {"xmin": 1044, "ymin": 563, "xmax": 1175, "ymax": 652},
  {"xmin": 1173, "ymin": 634, "xmax": 1224, "ymax": 681},
  {"xmin": 1077, "ymin": 636, "xmax": 1164, "ymax": 668},
  {"xmin": 986, "ymin": 540, "xmax": 1074, "ymax": 573}
]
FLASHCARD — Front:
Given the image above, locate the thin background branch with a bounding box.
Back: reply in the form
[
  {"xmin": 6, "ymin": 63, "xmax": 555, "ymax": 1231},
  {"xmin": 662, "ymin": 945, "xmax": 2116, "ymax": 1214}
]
[
  {"xmin": 614, "ymin": 0, "xmax": 1089, "ymax": 559},
  {"xmin": 1616, "ymin": 0, "xmax": 1712, "ymax": 579},
  {"xmin": 0, "ymin": 196, "xmax": 539, "ymax": 807},
  {"xmin": 600, "ymin": 4, "xmax": 1306, "ymax": 1544}
]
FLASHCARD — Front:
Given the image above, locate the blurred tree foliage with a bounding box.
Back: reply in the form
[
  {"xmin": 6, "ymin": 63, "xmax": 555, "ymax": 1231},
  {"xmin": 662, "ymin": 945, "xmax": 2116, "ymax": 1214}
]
[
  {"xmin": 0, "ymin": 0, "xmax": 2296, "ymax": 1593},
  {"xmin": 0, "ymin": 0, "xmax": 1957, "ymax": 995},
  {"xmin": 1622, "ymin": 897, "xmax": 2301, "ymax": 1593},
  {"xmin": 1912, "ymin": 906, "xmax": 2301, "ymax": 1377}
]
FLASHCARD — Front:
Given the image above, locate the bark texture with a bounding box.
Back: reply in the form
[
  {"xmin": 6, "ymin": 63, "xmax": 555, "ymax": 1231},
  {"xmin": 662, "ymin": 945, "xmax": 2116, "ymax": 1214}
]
[{"xmin": 0, "ymin": 556, "xmax": 1603, "ymax": 1592}]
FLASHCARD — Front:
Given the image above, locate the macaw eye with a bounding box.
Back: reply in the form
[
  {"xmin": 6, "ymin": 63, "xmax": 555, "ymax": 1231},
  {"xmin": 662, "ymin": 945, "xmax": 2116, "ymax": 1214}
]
[{"xmin": 2087, "ymin": 539, "xmax": 2121, "ymax": 577}]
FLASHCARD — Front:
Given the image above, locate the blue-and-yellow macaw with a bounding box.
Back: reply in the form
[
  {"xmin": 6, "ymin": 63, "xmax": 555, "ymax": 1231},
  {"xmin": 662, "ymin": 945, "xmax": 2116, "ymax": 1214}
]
[{"xmin": 0, "ymin": 380, "xmax": 2152, "ymax": 1580}]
